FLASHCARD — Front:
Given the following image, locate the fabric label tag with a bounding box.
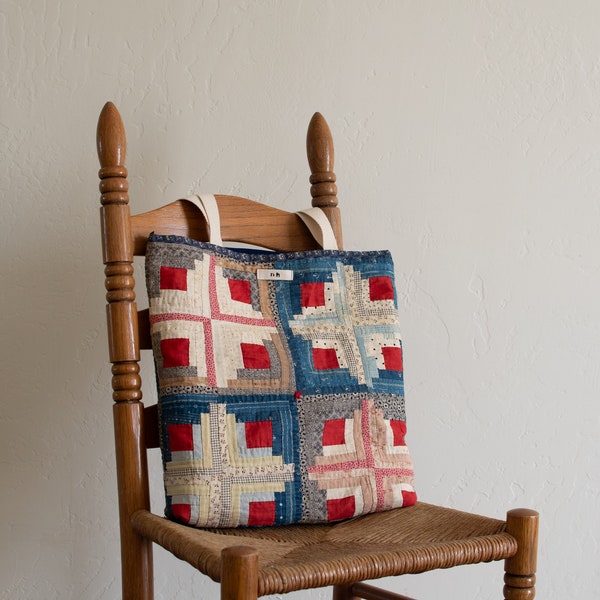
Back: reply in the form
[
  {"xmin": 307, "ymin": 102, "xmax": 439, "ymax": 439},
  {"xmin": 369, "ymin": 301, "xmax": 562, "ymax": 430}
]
[{"xmin": 256, "ymin": 269, "xmax": 294, "ymax": 281}]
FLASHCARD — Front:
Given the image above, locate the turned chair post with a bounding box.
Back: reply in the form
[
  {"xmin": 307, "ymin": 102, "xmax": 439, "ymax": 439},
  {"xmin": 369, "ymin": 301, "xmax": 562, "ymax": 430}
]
[
  {"xmin": 504, "ymin": 509, "xmax": 539, "ymax": 600},
  {"xmin": 221, "ymin": 546, "xmax": 259, "ymax": 600},
  {"xmin": 306, "ymin": 112, "xmax": 343, "ymax": 249},
  {"xmin": 97, "ymin": 102, "xmax": 154, "ymax": 600}
]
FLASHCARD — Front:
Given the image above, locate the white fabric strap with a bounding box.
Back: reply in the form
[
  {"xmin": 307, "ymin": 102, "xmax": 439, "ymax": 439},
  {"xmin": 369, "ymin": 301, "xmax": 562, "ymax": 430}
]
[
  {"xmin": 296, "ymin": 207, "xmax": 339, "ymax": 250},
  {"xmin": 180, "ymin": 196, "xmax": 338, "ymax": 250},
  {"xmin": 181, "ymin": 194, "xmax": 223, "ymax": 245}
]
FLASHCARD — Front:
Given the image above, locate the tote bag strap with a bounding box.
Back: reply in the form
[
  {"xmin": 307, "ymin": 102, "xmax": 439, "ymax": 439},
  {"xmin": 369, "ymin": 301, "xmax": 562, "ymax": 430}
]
[
  {"xmin": 181, "ymin": 194, "xmax": 223, "ymax": 245},
  {"xmin": 296, "ymin": 207, "xmax": 339, "ymax": 250},
  {"xmin": 181, "ymin": 195, "xmax": 338, "ymax": 250}
]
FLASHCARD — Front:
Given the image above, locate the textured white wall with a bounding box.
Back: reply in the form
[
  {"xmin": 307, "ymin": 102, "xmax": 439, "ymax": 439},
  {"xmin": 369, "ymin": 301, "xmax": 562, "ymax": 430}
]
[{"xmin": 2, "ymin": 1, "xmax": 599, "ymax": 598}]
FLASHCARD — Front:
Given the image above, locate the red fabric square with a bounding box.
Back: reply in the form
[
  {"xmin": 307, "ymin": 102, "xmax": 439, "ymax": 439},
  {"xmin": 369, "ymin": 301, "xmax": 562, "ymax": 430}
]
[
  {"xmin": 161, "ymin": 338, "xmax": 190, "ymax": 368},
  {"xmin": 171, "ymin": 503, "xmax": 191, "ymax": 523},
  {"xmin": 401, "ymin": 490, "xmax": 417, "ymax": 506},
  {"xmin": 369, "ymin": 276, "xmax": 395, "ymax": 301},
  {"xmin": 327, "ymin": 496, "xmax": 356, "ymax": 522},
  {"xmin": 312, "ymin": 347, "xmax": 340, "ymax": 370},
  {"xmin": 240, "ymin": 343, "xmax": 271, "ymax": 369},
  {"xmin": 228, "ymin": 279, "xmax": 252, "ymax": 304},
  {"xmin": 248, "ymin": 501, "xmax": 276, "ymax": 526},
  {"xmin": 322, "ymin": 419, "xmax": 346, "ymax": 446},
  {"xmin": 389, "ymin": 420, "xmax": 407, "ymax": 446},
  {"xmin": 168, "ymin": 423, "xmax": 194, "ymax": 451},
  {"xmin": 245, "ymin": 420, "xmax": 273, "ymax": 448},
  {"xmin": 301, "ymin": 282, "xmax": 326, "ymax": 307},
  {"xmin": 381, "ymin": 346, "xmax": 403, "ymax": 371},
  {"xmin": 160, "ymin": 266, "xmax": 188, "ymax": 291}
]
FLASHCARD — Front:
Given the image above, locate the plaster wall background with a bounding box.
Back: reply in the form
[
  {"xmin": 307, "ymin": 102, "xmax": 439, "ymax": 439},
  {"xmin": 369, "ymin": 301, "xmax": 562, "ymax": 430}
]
[{"xmin": 2, "ymin": 1, "xmax": 599, "ymax": 598}]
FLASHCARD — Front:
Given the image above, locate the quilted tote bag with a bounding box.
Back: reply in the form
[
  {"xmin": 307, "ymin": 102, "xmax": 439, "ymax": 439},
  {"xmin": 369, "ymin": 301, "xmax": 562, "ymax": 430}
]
[{"xmin": 145, "ymin": 195, "xmax": 416, "ymax": 528}]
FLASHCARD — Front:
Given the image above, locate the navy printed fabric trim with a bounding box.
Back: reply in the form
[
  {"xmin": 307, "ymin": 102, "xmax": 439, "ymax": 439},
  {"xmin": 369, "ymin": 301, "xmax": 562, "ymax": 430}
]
[{"xmin": 148, "ymin": 232, "xmax": 393, "ymax": 263}]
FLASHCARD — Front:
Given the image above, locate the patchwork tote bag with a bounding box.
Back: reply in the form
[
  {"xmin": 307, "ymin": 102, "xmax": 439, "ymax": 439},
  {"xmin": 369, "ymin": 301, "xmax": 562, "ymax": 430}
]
[{"xmin": 145, "ymin": 195, "xmax": 416, "ymax": 528}]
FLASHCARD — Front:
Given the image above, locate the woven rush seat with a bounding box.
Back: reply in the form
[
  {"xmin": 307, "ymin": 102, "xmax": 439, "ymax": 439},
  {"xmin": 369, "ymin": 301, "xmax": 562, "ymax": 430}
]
[{"xmin": 132, "ymin": 502, "xmax": 517, "ymax": 595}]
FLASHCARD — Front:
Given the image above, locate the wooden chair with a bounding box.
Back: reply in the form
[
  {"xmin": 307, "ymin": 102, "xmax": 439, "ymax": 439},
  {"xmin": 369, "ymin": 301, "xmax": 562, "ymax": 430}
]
[{"xmin": 97, "ymin": 102, "xmax": 539, "ymax": 600}]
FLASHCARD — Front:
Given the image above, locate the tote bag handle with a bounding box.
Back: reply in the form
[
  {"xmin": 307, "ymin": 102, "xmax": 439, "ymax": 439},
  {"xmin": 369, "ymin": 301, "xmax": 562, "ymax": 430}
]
[{"xmin": 182, "ymin": 194, "xmax": 339, "ymax": 250}]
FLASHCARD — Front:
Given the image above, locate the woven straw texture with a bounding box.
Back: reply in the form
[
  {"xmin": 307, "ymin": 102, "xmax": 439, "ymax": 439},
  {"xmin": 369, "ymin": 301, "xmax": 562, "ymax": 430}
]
[{"xmin": 132, "ymin": 501, "xmax": 517, "ymax": 596}]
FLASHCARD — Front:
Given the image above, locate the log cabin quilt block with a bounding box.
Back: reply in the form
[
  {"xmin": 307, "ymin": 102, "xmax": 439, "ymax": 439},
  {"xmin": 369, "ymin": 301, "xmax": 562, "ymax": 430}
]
[{"xmin": 146, "ymin": 233, "xmax": 416, "ymax": 528}]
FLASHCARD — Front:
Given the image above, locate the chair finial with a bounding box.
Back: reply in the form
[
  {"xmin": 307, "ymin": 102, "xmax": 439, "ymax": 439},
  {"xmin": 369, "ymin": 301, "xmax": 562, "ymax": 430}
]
[
  {"xmin": 97, "ymin": 101, "xmax": 126, "ymax": 170},
  {"xmin": 96, "ymin": 102, "xmax": 127, "ymax": 168},
  {"xmin": 97, "ymin": 102, "xmax": 129, "ymax": 207},
  {"xmin": 96, "ymin": 101, "xmax": 138, "ymax": 402},
  {"xmin": 307, "ymin": 112, "xmax": 338, "ymax": 208}
]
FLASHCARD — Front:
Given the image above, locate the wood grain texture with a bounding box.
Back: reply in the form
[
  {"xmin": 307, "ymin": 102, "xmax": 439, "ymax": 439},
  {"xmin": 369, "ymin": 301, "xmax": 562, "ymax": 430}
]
[
  {"xmin": 504, "ymin": 509, "xmax": 539, "ymax": 600},
  {"xmin": 130, "ymin": 196, "xmax": 325, "ymax": 255},
  {"xmin": 114, "ymin": 403, "xmax": 153, "ymax": 600},
  {"xmin": 221, "ymin": 547, "xmax": 259, "ymax": 600},
  {"xmin": 97, "ymin": 101, "xmax": 126, "ymax": 175},
  {"xmin": 349, "ymin": 582, "xmax": 418, "ymax": 600},
  {"xmin": 98, "ymin": 102, "xmax": 153, "ymax": 599},
  {"xmin": 306, "ymin": 112, "xmax": 342, "ymax": 248}
]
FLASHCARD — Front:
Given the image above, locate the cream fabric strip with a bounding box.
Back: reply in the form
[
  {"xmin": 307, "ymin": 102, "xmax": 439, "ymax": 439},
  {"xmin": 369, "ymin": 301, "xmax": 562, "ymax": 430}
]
[
  {"xmin": 296, "ymin": 207, "xmax": 339, "ymax": 250},
  {"xmin": 181, "ymin": 194, "xmax": 223, "ymax": 245}
]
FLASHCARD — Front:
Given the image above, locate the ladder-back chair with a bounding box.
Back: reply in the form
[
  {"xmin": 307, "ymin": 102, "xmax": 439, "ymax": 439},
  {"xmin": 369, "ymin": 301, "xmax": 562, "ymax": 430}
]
[{"xmin": 97, "ymin": 102, "xmax": 539, "ymax": 600}]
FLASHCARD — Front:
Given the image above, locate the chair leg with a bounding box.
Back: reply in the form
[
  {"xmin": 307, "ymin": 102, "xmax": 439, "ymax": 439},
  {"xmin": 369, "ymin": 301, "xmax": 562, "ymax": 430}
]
[
  {"xmin": 119, "ymin": 526, "xmax": 153, "ymax": 600},
  {"xmin": 504, "ymin": 508, "xmax": 539, "ymax": 599},
  {"xmin": 221, "ymin": 546, "xmax": 259, "ymax": 600},
  {"xmin": 334, "ymin": 583, "xmax": 418, "ymax": 600},
  {"xmin": 333, "ymin": 584, "xmax": 358, "ymax": 600},
  {"xmin": 113, "ymin": 404, "xmax": 154, "ymax": 600}
]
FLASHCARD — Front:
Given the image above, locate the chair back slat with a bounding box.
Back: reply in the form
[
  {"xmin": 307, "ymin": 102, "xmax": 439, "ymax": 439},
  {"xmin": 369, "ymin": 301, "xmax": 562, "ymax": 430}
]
[{"xmin": 131, "ymin": 196, "xmax": 327, "ymax": 256}]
